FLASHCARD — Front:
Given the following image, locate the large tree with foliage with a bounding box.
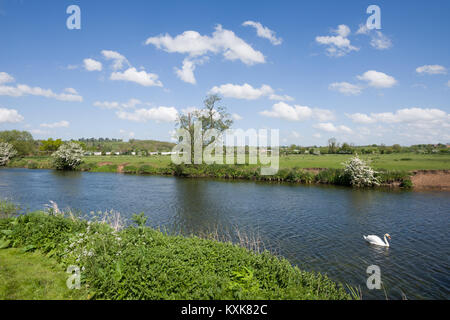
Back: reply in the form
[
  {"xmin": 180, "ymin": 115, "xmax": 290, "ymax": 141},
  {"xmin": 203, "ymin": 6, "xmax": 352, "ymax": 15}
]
[
  {"xmin": 39, "ymin": 138, "xmax": 63, "ymax": 153},
  {"xmin": 175, "ymin": 94, "xmax": 233, "ymax": 161},
  {"xmin": 0, "ymin": 130, "xmax": 36, "ymax": 156}
]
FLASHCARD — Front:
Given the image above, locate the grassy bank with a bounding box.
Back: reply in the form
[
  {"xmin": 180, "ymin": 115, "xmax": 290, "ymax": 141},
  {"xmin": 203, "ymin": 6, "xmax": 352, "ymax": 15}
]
[
  {"xmin": 7, "ymin": 153, "xmax": 450, "ymax": 172},
  {"xmin": 0, "ymin": 248, "xmax": 89, "ymax": 299},
  {"xmin": 7, "ymin": 153, "xmax": 450, "ymax": 188},
  {"xmin": 6, "ymin": 153, "xmax": 431, "ymax": 188},
  {"xmin": 0, "ymin": 209, "xmax": 351, "ymax": 300}
]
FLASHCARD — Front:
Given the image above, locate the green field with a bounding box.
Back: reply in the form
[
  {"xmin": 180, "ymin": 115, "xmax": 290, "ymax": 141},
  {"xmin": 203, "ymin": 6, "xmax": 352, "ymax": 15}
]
[
  {"xmin": 279, "ymin": 153, "xmax": 450, "ymax": 171},
  {"xmin": 8, "ymin": 153, "xmax": 450, "ymax": 172}
]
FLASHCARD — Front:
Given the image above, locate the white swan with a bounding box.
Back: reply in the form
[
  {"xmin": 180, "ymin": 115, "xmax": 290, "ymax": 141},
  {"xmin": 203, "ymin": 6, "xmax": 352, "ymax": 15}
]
[{"xmin": 363, "ymin": 233, "xmax": 391, "ymax": 247}]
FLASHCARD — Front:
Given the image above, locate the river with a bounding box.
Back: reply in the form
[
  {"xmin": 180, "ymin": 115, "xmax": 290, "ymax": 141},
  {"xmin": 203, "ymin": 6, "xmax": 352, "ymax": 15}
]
[{"xmin": 0, "ymin": 168, "xmax": 449, "ymax": 299}]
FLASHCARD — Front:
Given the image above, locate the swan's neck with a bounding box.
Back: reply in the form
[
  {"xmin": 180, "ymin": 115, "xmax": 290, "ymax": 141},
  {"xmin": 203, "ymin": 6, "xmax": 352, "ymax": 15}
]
[{"xmin": 384, "ymin": 235, "xmax": 390, "ymax": 247}]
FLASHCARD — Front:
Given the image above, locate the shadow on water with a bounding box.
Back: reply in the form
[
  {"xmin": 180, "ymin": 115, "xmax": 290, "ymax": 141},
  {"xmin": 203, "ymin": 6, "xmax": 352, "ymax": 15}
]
[{"xmin": 0, "ymin": 168, "xmax": 449, "ymax": 299}]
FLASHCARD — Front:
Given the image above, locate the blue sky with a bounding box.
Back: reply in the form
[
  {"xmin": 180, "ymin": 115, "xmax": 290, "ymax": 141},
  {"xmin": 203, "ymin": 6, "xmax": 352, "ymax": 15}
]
[{"xmin": 0, "ymin": 0, "xmax": 449, "ymax": 146}]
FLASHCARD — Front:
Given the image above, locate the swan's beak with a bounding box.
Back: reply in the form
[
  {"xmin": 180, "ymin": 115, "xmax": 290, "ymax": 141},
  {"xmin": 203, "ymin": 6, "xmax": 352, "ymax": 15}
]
[{"xmin": 388, "ymin": 236, "xmax": 391, "ymax": 239}]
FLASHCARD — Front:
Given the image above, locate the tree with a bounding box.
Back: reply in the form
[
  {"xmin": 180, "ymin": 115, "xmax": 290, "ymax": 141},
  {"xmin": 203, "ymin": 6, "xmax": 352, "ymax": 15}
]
[
  {"xmin": 0, "ymin": 142, "xmax": 18, "ymax": 166},
  {"xmin": 175, "ymin": 94, "xmax": 233, "ymax": 161},
  {"xmin": 0, "ymin": 130, "xmax": 35, "ymax": 156},
  {"xmin": 52, "ymin": 142, "xmax": 84, "ymax": 170},
  {"xmin": 40, "ymin": 138, "xmax": 63, "ymax": 153},
  {"xmin": 392, "ymin": 144, "xmax": 402, "ymax": 153},
  {"xmin": 339, "ymin": 142, "xmax": 353, "ymax": 154},
  {"xmin": 342, "ymin": 155, "xmax": 379, "ymax": 187},
  {"xmin": 328, "ymin": 138, "xmax": 339, "ymax": 154}
]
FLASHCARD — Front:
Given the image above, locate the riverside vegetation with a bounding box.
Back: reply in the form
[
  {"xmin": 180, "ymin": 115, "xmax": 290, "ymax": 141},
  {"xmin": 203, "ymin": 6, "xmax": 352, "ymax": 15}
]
[
  {"xmin": 4, "ymin": 153, "xmax": 433, "ymax": 189},
  {"xmin": 0, "ymin": 200, "xmax": 351, "ymax": 300}
]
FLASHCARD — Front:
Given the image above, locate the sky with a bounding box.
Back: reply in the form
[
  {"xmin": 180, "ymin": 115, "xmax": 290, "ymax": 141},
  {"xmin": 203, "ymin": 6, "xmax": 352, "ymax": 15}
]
[{"xmin": 0, "ymin": 0, "xmax": 449, "ymax": 146}]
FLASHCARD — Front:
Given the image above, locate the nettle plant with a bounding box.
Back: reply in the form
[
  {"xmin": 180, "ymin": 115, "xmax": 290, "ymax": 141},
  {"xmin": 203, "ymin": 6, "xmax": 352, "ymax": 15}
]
[
  {"xmin": 52, "ymin": 141, "xmax": 84, "ymax": 170},
  {"xmin": 343, "ymin": 155, "xmax": 380, "ymax": 187},
  {"xmin": 0, "ymin": 142, "xmax": 18, "ymax": 166}
]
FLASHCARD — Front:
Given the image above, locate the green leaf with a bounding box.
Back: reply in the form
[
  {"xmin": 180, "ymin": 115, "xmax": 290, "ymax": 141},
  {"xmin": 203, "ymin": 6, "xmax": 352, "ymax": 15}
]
[
  {"xmin": 1, "ymin": 229, "xmax": 12, "ymax": 236},
  {"xmin": 21, "ymin": 244, "xmax": 36, "ymax": 252},
  {"xmin": 0, "ymin": 239, "xmax": 11, "ymax": 249}
]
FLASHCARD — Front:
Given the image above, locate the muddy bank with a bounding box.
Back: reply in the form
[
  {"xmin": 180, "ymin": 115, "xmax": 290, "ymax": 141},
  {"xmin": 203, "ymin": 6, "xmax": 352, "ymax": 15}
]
[{"xmin": 410, "ymin": 170, "xmax": 450, "ymax": 190}]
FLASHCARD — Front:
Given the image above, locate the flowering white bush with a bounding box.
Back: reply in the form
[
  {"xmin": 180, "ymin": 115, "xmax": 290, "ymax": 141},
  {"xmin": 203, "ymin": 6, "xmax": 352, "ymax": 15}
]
[
  {"xmin": 342, "ymin": 155, "xmax": 379, "ymax": 187},
  {"xmin": 0, "ymin": 142, "xmax": 18, "ymax": 166},
  {"xmin": 52, "ymin": 141, "xmax": 84, "ymax": 170}
]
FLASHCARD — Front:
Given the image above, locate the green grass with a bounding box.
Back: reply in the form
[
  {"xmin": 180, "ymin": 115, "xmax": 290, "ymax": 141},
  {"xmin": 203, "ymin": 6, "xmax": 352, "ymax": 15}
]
[
  {"xmin": 8, "ymin": 153, "xmax": 450, "ymax": 172},
  {"xmin": 279, "ymin": 153, "xmax": 450, "ymax": 170},
  {"xmin": 0, "ymin": 212, "xmax": 351, "ymax": 300},
  {"xmin": 0, "ymin": 248, "xmax": 89, "ymax": 300}
]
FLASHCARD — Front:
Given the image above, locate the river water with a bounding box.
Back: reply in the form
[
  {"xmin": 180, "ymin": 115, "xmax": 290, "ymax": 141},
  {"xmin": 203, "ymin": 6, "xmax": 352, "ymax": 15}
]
[{"xmin": 0, "ymin": 168, "xmax": 449, "ymax": 299}]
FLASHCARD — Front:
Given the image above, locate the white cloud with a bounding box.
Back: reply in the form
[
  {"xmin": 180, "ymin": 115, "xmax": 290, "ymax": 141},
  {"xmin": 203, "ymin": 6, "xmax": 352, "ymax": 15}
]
[
  {"xmin": 356, "ymin": 25, "xmax": 392, "ymax": 50},
  {"xmin": 0, "ymin": 75, "xmax": 83, "ymax": 102},
  {"xmin": 110, "ymin": 67, "xmax": 163, "ymax": 87},
  {"xmin": 175, "ymin": 58, "xmax": 197, "ymax": 84},
  {"xmin": 146, "ymin": 25, "xmax": 265, "ymax": 82},
  {"xmin": 83, "ymin": 58, "xmax": 102, "ymax": 72},
  {"xmin": 313, "ymin": 108, "xmax": 335, "ymax": 121},
  {"xmin": 94, "ymin": 98, "xmax": 143, "ymax": 110},
  {"xmin": 268, "ymin": 94, "xmax": 294, "ymax": 101},
  {"xmin": 357, "ymin": 70, "xmax": 397, "ymax": 88},
  {"xmin": 315, "ymin": 24, "xmax": 359, "ymax": 57},
  {"xmin": 370, "ymin": 31, "xmax": 392, "ymax": 50},
  {"xmin": 313, "ymin": 122, "xmax": 353, "ymax": 134},
  {"xmin": 347, "ymin": 107, "xmax": 449, "ymax": 124},
  {"xmin": 93, "ymin": 101, "xmax": 120, "ymax": 109},
  {"xmin": 121, "ymin": 98, "xmax": 142, "ymax": 108},
  {"xmin": 64, "ymin": 88, "xmax": 78, "ymax": 94},
  {"xmin": 116, "ymin": 106, "xmax": 178, "ymax": 123},
  {"xmin": 260, "ymin": 102, "xmax": 334, "ymax": 121},
  {"xmin": 210, "ymin": 83, "xmax": 273, "ymax": 100},
  {"xmin": 242, "ymin": 20, "xmax": 282, "ymax": 45},
  {"xmin": 209, "ymin": 83, "xmax": 292, "ymax": 101},
  {"xmin": 329, "ymin": 82, "xmax": 363, "ymax": 95},
  {"xmin": 356, "ymin": 24, "xmax": 370, "ymax": 35},
  {"xmin": 101, "ymin": 50, "xmax": 129, "ymax": 70},
  {"xmin": 231, "ymin": 113, "xmax": 243, "ymax": 121},
  {"xmin": 416, "ymin": 65, "xmax": 447, "ymax": 75},
  {"xmin": 0, "ymin": 72, "xmax": 14, "ymax": 84},
  {"xmin": 146, "ymin": 25, "xmax": 265, "ymax": 66},
  {"xmin": 346, "ymin": 113, "xmax": 376, "ymax": 124},
  {"xmin": 347, "ymin": 107, "xmax": 450, "ymax": 144},
  {"xmin": 0, "ymin": 107, "xmax": 24, "ymax": 123},
  {"xmin": 40, "ymin": 120, "xmax": 70, "ymax": 128}
]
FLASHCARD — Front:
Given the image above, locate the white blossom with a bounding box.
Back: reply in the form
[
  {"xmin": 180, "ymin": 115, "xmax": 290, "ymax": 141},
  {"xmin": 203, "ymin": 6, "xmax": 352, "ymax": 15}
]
[
  {"xmin": 0, "ymin": 142, "xmax": 18, "ymax": 166},
  {"xmin": 51, "ymin": 141, "xmax": 84, "ymax": 170},
  {"xmin": 343, "ymin": 155, "xmax": 379, "ymax": 187}
]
